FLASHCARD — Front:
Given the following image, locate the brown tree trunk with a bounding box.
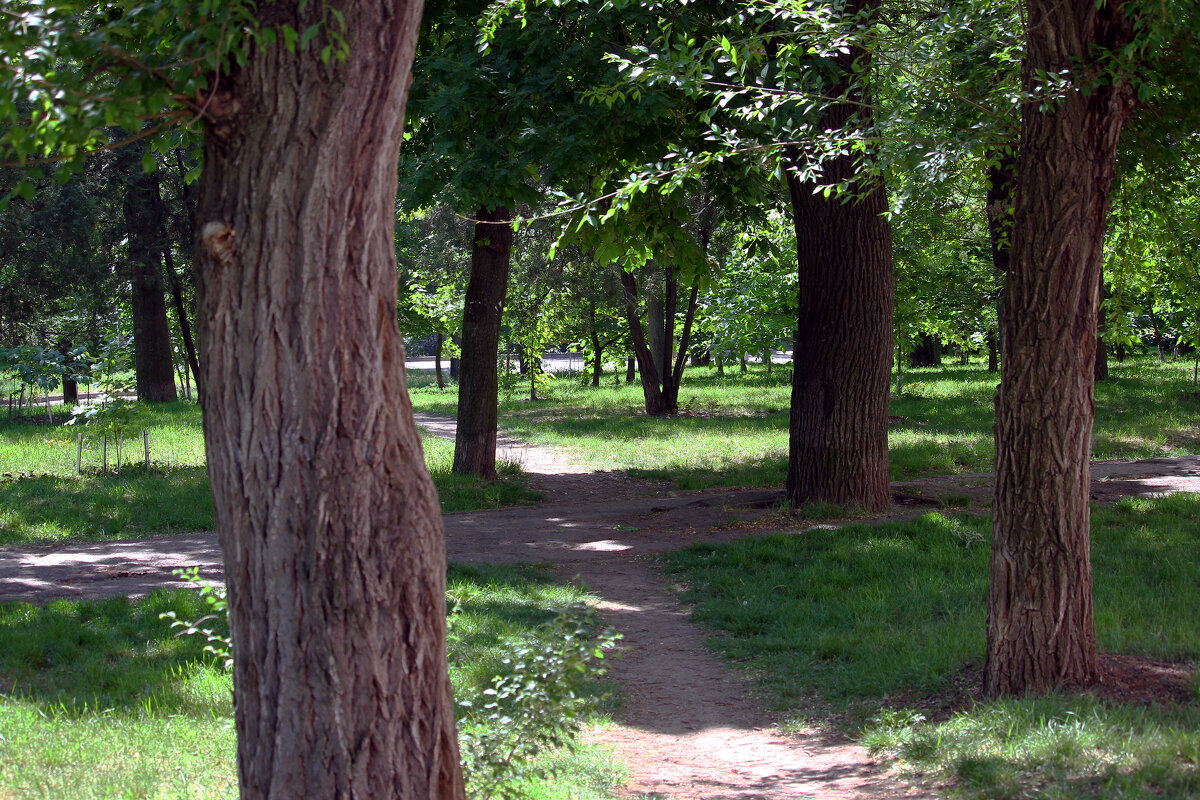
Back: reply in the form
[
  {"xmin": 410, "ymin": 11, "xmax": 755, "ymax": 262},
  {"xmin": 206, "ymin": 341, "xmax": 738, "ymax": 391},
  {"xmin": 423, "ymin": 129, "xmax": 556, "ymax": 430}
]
[
  {"xmin": 908, "ymin": 334, "xmax": 941, "ymax": 368},
  {"xmin": 986, "ymin": 0, "xmax": 1136, "ymax": 697},
  {"xmin": 163, "ymin": 244, "xmax": 203, "ymax": 401},
  {"xmin": 986, "ymin": 330, "xmax": 999, "ymax": 373},
  {"xmin": 783, "ymin": 0, "xmax": 893, "ymax": 511},
  {"xmin": 435, "ymin": 332, "xmax": 445, "ymax": 389},
  {"xmin": 124, "ymin": 142, "xmax": 179, "ymax": 403},
  {"xmin": 625, "ymin": 355, "xmax": 635, "ymax": 383},
  {"xmin": 986, "ymin": 152, "xmax": 1017, "ymax": 365},
  {"xmin": 452, "ymin": 206, "xmax": 512, "ymax": 480},
  {"xmin": 1095, "ymin": 272, "xmax": 1109, "ymax": 381},
  {"xmin": 192, "ymin": 2, "xmax": 464, "ymax": 796},
  {"xmin": 591, "ymin": 330, "xmax": 603, "ymax": 387},
  {"xmin": 620, "ymin": 271, "xmax": 669, "ymax": 415}
]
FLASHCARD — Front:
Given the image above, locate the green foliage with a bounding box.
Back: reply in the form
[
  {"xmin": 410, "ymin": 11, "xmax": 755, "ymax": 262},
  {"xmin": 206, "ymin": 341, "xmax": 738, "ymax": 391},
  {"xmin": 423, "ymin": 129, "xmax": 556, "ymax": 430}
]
[
  {"xmin": 159, "ymin": 568, "xmax": 232, "ymax": 671},
  {"xmin": 457, "ymin": 608, "xmax": 620, "ymax": 799}
]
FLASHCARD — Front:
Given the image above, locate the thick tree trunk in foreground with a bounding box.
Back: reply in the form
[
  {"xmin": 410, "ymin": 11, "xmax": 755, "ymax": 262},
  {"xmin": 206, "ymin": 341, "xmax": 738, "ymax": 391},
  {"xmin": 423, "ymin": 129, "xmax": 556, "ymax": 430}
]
[
  {"xmin": 193, "ymin": 2, "xmax": 464, "ymax": 796},
  {"xmin": 124, "ymin": 147, "xmax": 178, "ymax": 403},
  {"xmin": 453, "ymin": 206, "xmax": 512, "ymax": 480},
  {"xmin": 783, "ymin": 0, "xmax": 893, "ymax": 511},
  {"xmin": 985, "ymin": 0, "xmax": 1135, "ymax": 697}
]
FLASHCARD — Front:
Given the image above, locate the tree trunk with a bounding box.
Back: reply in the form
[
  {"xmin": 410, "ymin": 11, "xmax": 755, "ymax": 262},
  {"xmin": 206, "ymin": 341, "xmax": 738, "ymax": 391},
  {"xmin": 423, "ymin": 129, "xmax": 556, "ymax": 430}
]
[
  {"xmin": 453, "ymin": 206, "xmax": 512, "ymax": 480},
  {"xmin": 435, "ymin": 332, "xmax": 445, "ymax": 389},
  {"xmin": 192, "ymin": 2, "xmax": 464, "ymax": 796},
  {"xmin": 449, "ymin": 333, "xmax": 460, "ymax": 380},
  {"xmin": 163, "ymin": 243, "xmax": 203, "ymax": 401},
  {"xmin": 986, "ymin": 151, "xmax": 1017, "ymax": 365},
  {"xmin": 124, "ymin": 142, "xmax": 179, "ymax": 403},
  {"xmin": 646, "ymin": 283, "xmax": 666, "ymax": 380},
  {"xmin": 782, "ymin": 0, "xmax": 893, "ymax": 512},
  {"xmin": 908, "ymin": 334, "xmax": 941, "ymax": 368},
  {"xmin": 986, "ymin": 330, "xmax": 999, "ymax": 373},
  {"xmin": 591, "ymin": 331, "xmax": 603, "ymax": 387},
  {"xmin": 62, "ymin": 378, "xmax": 78, "ymax": 406},
  {"xmin": 1094, "ymin": 271, "xmax": 1109, "ymax": 381},
  {"xmin": 620, "ymin": 271, "xmax": 670, "ymax": 415},
  {"xmin": 625, "ymin": 355, "xmax": 635, "ymax": 383},
  {"xmin": 985, "ymin": 0, "xmax": 1136, "ymax": 697}
]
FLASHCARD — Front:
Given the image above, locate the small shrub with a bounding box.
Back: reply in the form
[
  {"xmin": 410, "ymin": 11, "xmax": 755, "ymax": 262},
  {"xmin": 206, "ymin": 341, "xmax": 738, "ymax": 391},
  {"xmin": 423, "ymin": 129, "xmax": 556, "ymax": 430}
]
[{"xmin": 457, "ymin": 608, "xmax": 620, "ymax": 799}]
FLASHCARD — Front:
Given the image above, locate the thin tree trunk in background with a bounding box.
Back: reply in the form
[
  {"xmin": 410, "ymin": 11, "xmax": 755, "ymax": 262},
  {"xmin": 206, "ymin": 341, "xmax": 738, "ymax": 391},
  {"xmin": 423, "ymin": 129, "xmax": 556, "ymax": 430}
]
[
  {"xmin": 450, "ymin": 333, "xmax": 461, "ymax": 379},
  {"xmin": 620, "ymin": 271, "xmax": 669, "ymax": 415},
  {"xmin": 782, "ymin": 0, "xmax": 893, "ymax": 512},
  {"xmin": 986, "ymin": 151, "xmax": 1017, "ymax": 365},
  {"xmin": 435, "ymin": 332, "xmax": 445, "ymax": 389},
  {"xmin": 986, "ymin": 330, "xmax": 999, "ymax": 373},
  {"xmin": 625, "ymin": 355, "xmax": 635, "ymax": 383},
  {"xmin": 1149, "ymin": 310, "xmax": 1165, "ymax": 361},
  {"xmin": 740, "ymin": 353, "xmax": 747, "ymax": 373},
  {"xmin": 163, "ymin": 244, "xmax": 203, "ymax": 401},
  {"xmin": 453, "ymin": 206, "xmax": 513, "ymax": 480},
  {"xmin": 591, "ymin": 330, "xmax": 603, "ymax": 387},
  {"xmin": 193, "ymin": 1, "xmax": 464, "ymax": 794},
  {"xmin": 986, "ymin": 0, "xmax": 1135, "ymax": 697},
  {"xmin": 124, "ymin": 142, "xmax": 178, "ymax": 403}
]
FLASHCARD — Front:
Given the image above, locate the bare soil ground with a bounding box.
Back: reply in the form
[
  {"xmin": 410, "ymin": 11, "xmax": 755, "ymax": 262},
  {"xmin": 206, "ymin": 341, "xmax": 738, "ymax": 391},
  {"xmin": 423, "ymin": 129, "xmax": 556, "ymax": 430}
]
[{"xmin": 2, "ymin": 413, "xmax": 1198, "ymax": 798}]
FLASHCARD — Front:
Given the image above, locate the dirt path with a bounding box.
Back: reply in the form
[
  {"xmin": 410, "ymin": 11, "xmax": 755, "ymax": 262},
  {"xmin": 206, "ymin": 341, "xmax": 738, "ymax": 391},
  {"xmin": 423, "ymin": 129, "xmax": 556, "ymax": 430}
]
[{"xmin": 3, "ymin": 414, "xmax": 1199, "ymax": 799}]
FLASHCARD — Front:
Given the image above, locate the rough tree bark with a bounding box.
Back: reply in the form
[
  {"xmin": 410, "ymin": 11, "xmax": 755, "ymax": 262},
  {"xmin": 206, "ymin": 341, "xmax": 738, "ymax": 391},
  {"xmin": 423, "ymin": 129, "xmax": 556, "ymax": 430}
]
[
  {"xmin": 123, "ymin": 143, "xmax": 178, "ymax": 403},
  {"xmin": 783, "ymin": 0, "xmax": 894, "ymax": 511},
  {"xmin": 193, "ymin": 2, "xmax": 464, "ymax": 796},
  {"xmin": 452, "ymin": 205, "xmax": 512, "ymax": 480},
  {"xmin": 985, "ymin": 0, "xmax": 1136, "ymax": 697}
]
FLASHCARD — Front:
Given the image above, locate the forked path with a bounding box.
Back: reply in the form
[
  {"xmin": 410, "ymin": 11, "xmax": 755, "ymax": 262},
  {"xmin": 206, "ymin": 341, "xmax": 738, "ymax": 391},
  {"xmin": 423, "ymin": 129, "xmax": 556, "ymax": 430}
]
[{"xmin": 3, "ymin": 413, "xmax": 1199, "ymax": 798}]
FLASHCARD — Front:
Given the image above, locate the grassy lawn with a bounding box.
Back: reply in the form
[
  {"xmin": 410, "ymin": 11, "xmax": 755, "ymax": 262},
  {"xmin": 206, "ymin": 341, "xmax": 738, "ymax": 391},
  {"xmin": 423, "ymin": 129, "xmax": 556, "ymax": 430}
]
[
  {"xmin": 662, "ymin": 493, "xmax": 1200, "ymax": 799},
  {"xmin": 0, "ymin": 399, "xmax": 537, "ymax": 546},
  {"xmin": 409, "ymin": 356, "xmax": 1200, "ymax": 490},
  {"xmin": 0, "ymin": 563, "xmax": 623, "ymax": 799}
]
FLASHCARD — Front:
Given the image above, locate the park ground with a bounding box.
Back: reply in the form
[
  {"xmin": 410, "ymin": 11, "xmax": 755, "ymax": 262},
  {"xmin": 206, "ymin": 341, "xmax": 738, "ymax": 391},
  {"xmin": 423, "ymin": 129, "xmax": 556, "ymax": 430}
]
[{"xmin": 0, "ymin": 357, "xmax": 1198, "ymax": 798}]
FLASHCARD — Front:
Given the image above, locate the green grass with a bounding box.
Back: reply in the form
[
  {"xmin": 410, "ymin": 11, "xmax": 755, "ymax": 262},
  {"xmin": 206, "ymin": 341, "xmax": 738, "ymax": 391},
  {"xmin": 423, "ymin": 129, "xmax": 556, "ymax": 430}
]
[
  {"xmin": 662, "ymin": 493, "xmax": 1200, "ymax": 799},
  {"xmin": 409, "ymin": 356, "xmax": 1200, "ymax": 491},
  {"xmin": 0, "ymin": 563, "xmax": 623, "ymax": 799},
  {"xmin": 0, "ymin": 400, "xmax": 537, "ymax": 545}
]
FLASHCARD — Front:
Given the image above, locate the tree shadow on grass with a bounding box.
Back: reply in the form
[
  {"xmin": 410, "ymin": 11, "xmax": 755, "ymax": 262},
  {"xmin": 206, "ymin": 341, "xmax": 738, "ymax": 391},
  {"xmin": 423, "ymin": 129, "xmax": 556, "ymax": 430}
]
[{"xmin": 0, "ymin": 466, "xmax": 214, "ymax": 546}]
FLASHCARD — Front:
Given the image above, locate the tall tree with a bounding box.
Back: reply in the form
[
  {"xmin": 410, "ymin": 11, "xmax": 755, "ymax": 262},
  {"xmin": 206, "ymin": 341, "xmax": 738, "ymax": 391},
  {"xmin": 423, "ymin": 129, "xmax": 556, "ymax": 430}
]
[
  {"xmin": 119, "ymin": 140, "xmax": 178, "ymax": 402},
  {"xmin": 985, "ymin": 0, "xmax": 1138, "ymax": 696},
  {"xmin": 779, "ymin": 0, "xmax": 894, "ymax": 511},
  {"xmin": 3, "ymin": 3, "xmax": 465, "ymax": 794}
]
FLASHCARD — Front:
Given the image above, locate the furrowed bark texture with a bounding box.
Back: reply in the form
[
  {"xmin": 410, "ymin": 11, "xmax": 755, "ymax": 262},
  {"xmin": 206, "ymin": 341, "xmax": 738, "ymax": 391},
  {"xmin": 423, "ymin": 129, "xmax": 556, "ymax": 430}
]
[
  {"xmin": 124, "ymin": 153, "xmax": 179, "ymax": 403},
  {"xmin": 783, "ymin": 0, "xmax": 894, "ymax": 511},
  {"xmin": 193, "ymin": 2, "xmax": 464, "ymax": 797},
  {"xmin": 985, "ymin": 0, "xmax": 1135, "ymax": 697},
  {"xmin": 452, "ymin": 206, "xmax": 512, "ymax": 480}
]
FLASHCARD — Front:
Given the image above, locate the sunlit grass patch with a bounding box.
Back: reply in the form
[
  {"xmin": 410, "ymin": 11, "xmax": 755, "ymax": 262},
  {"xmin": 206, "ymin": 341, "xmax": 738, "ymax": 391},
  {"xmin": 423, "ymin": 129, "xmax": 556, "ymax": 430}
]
[
  {"xmin": 664, "ymin": 493, "xmax": 1200, "ymax": 799},
  {"xmin": 0, "ymin": 564, "xmax": 624, "ymax": 799}
]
